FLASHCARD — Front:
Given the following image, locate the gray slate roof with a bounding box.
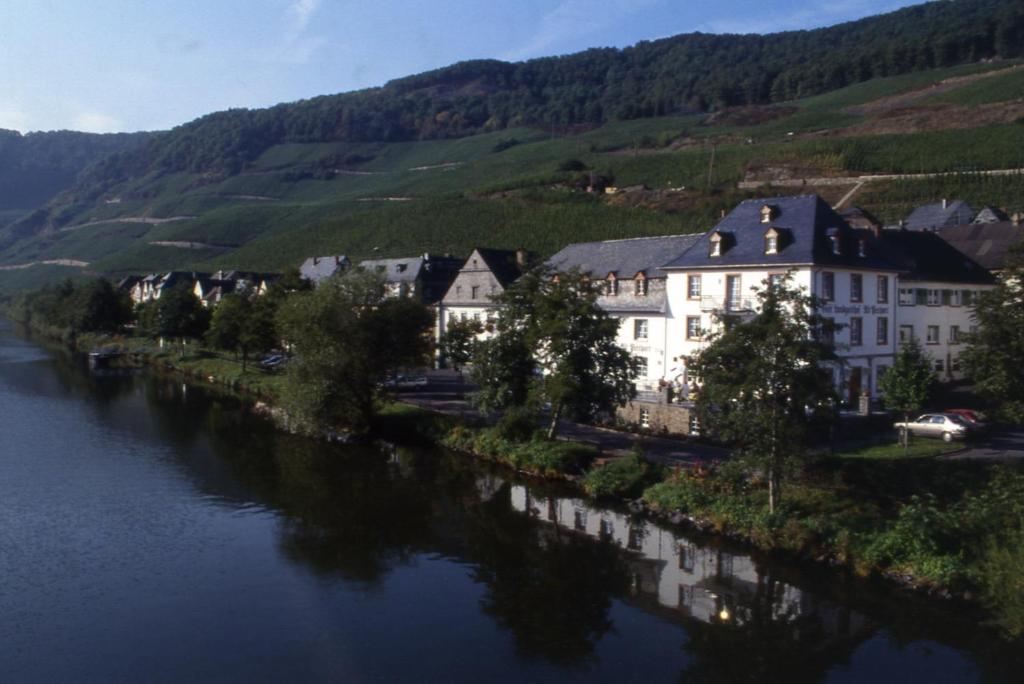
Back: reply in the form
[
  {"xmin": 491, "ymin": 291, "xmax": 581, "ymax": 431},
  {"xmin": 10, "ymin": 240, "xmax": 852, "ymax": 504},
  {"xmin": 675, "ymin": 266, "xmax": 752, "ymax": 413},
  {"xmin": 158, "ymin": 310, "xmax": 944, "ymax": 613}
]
[
  {"xmin": 662, "ymin": 195, "xmax": 898, "ymax": 271},
  {"xmin": 547, "ymin": 234, "xmax": 704, "ymax": 279},
  {"xmin": 358, "ymin": 257, "xmax": 425, "ymax": 283},
  {"xmin": 936, "ymin": 222, "xmax": 1024, "ymax": 272},
  {"xmin": 300, "ymin": 256, "xmax": 349, "ymax": 284},
  {"xmin": 876, "ymin": 228, "xmax": 995, "ymax": 284},
  {"xmin": 904, "ymin": 200, "xmax": 974, "ymax": 231},
  {"xmin": 972, "ymin": 206, "xmax": 1010, "ymax": 224}
]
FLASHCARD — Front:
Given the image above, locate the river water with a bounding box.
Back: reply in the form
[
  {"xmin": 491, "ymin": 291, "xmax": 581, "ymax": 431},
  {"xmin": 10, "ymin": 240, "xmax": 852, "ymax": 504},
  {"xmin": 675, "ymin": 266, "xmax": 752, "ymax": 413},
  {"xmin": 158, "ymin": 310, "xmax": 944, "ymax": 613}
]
[{"xmin": 0, "ymin": 320, "xmax": 1020, "ymax": 683}]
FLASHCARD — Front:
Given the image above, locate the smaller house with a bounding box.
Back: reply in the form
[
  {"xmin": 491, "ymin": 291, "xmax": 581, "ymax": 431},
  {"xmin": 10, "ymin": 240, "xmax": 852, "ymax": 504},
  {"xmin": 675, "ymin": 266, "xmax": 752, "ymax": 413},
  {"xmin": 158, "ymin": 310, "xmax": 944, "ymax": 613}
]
[
  {"xmin": 358, "ymin": 254, "xmax": 462, "ymax": 305},
  {"xmin": 904, "ymin": 199, "xmax": 974, "ymax": 231},
  {"xmin": 839, "ymin": 205, "xmax": 882, "ymax": 231},
  {"xmin": 436, "ymin": 248, "xmax": 529, "ymax": 355},
  {"xmin": 131, "ymin": 271, "xmax": 208, "ymax": 305},
  {"xmin": 936, "ymin": 221, "xmax": 1024, "ymax": 275},
  {"xmin": 300, "ymin": 255, "xmax": 349, "ymax": 285}
]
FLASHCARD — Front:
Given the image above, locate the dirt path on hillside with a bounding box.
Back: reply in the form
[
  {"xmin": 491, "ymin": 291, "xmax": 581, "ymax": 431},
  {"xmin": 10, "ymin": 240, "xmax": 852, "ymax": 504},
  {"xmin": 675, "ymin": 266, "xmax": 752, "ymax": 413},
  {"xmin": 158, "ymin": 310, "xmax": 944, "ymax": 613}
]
[
  {"xmin": 0, "ymin": 259, "xmax": 89, "ymax": 271},
  {"xmin": 148, "ymin": 241, "xmax": 227, "ymax": 250},
  {"xmin": 59, "ymin": 216, "xmax": 196, "ymax": 232},
  {"xmin": 845, "ymin": 64, "xmax": 1024, "ymax": 116},
  {"xmin": 739, "ymin": 166, "xmax": 1024, "ymax": 190}
]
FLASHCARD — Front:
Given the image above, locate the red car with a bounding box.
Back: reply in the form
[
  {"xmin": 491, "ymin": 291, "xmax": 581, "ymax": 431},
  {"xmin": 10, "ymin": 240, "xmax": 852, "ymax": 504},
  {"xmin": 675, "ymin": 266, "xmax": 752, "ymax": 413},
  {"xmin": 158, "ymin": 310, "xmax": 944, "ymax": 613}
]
[{"xmin": 945, "ymin": 409, "xmax": 988, "ymax": 428}]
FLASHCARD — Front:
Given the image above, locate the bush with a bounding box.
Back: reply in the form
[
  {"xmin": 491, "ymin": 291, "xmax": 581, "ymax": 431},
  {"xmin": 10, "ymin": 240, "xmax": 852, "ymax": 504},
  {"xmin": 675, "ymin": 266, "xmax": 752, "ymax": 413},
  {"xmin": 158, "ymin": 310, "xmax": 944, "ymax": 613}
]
[
  {"xmin": 441, "ymin": 425, "xmax": 597, "ymax": 475},
  {"xmin": 584, "ymin": 452, "xmax": 650, "ymax": 498}
]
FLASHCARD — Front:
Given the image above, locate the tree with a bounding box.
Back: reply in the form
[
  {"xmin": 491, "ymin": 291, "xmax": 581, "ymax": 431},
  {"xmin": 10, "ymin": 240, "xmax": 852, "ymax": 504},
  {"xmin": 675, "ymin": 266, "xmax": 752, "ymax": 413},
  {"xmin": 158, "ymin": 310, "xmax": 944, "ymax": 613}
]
[
  {"xmin": 439, "ymin": 317, "xmax": 483, "ymax": 371},
  {"xmin": 276, "ymin": 270, "xmax": 434, "ymax": 435},
  {"xmin": 961, "ymin": 245, "xmax": 1024, "ymax": 422},
  {"xmin": 205, "ymin": 294, "xmax": 277, "ymax": 371},
  {"xmin": 471, "ymin": 267, "xmax": 637, "ymax": 440},
  {"xmin": 71, "ymin": 278, "xmax": 132, "ymax": 333},
  {"xmin": 142, "ymin": 284, "xmax": 210, "ymax": 356},
  {"xmin": 879, "ymin": 339, "xmax": 936, "ymax": 453},
  {"xmin": 690, "ymin": 276, "xmax": 837, "ymax": 513}
]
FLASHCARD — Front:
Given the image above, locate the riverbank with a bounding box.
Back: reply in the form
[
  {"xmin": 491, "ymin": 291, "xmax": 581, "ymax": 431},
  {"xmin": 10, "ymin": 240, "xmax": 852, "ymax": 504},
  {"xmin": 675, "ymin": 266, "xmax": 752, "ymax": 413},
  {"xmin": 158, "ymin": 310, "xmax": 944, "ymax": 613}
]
[{"xmin": 7, "ymin": 318, "xmax": 1023, "ymax": 637}]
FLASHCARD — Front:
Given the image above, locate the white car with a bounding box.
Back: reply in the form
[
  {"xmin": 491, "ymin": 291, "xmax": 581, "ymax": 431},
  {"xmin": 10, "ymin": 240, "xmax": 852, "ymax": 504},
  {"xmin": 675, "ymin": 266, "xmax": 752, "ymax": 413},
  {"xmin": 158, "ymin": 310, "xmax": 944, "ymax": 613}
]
[{"xmin": 893, "ymin": 413, "xmax": 973, "ymax": 442}]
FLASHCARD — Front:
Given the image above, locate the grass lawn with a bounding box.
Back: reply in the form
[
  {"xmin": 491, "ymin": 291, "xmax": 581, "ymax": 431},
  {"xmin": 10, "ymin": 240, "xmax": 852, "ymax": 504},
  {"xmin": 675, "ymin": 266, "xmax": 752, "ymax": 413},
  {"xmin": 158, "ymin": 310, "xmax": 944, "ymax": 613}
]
[{"xmin": 834, "ymin": 439, "xmax": 964, "ymax": 460}]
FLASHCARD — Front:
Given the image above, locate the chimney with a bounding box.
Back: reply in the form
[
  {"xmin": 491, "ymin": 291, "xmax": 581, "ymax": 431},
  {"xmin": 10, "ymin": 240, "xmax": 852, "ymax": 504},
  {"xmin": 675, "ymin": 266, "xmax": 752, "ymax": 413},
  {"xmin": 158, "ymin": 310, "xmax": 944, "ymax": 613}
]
[
  {"xmin": 515, "ymin": 248, "xmax": 527, "ymax": 267},
  {"xmin": 942, "ymin": 198, "xmax": 948, "ymax": 210},
  {"xmin": 720, "ymin": 209, "xmax": 726, "ymax": 219},
  {"xmin": 334, "ymin": 255, "xmax": 341, "ymax": 265}
]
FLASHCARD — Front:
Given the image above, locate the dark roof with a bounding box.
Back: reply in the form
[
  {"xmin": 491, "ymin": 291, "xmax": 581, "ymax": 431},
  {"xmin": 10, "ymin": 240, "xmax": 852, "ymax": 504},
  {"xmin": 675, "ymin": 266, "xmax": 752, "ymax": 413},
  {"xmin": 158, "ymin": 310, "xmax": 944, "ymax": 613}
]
[
  {"xmin": 662, "ymin": 195, "xmax": 898, "ymax": 271},
  {"xmin": 936, "ymin": 222, "xmax": 1024, "ymax": 272},
  {"xmin": 876, "ymin": 228, "xmax": 995, "ymax": 284},
  {"xmin": 972, "ymin": 206, "xmax": 1010, "ymax": 224},
  {"xmin": 474, "ymin": 248, "xmax": 527, "ymax": 287},
  {"xmin": 547, "ymin": 234, "xmax": 704, "ymax": 278},
  {"xmin": 904, "ymin": 200, "xmax": 973, "ymax": 231},
  {"xmin": 839, "ymin": 205, "xmax": 881, "ymax": 229}
]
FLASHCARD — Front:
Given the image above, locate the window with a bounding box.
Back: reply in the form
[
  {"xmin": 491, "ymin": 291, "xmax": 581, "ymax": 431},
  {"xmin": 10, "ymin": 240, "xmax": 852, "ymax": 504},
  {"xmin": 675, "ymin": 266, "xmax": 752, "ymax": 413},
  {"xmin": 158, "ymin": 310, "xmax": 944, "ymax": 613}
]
[
  {"xmin": 636, "ymin": 357, "xmax": 648, "ymax": 377},
  {"xmin": 605, "ymin": 276, "xmax": 618, "ymax": 296},
  {"xmin": 686, "ymin": 316, "xmax": 701, "ymax": 340},
  {"xmin": 877, "ymin": 276, "xmax": 889, "ymax": 303},
  {"xmin": 765, "ymin": 235, "xmax": 778, "ymax": 254},
  {"xmin": 952, "ymin": 357, "xmax": 961, "ymax": 372},
  {"xmin": 768, "ymin": 273, "xmax": 784, "ymax": 289},
  {"xmin": 926, "ymin": 289, "xmax": 940, "ymax": 306},
  {"xmin": 951, "ymin": 290, "xmax": 962, "ymax": 306},
  {"xmin": 927, "ymin": 325, "xmax": 940, "ymax": 344},
  {"xmin": 857, "ymin": 240, "xmax": 867, "ymax": 257},
  {"xmin": 726, "ymin": 275, "xmax": 742, "ymax": 310},
  {"xmin": 455, "ymin": 285, "xmax": 463, "ymax": 297},
  {"xmin": 471, "ymin": 285, "xmax": 479, "ymax": 300},
  {"xmin": 849, "ymin": 317, "xmax": 862, "ymax": 346},
  {"xmin": 687, "ymin": 275, "xmax": 701, "ymax": 299},
  {"xmin": 899, "ymin": 288, "xmax": 915, "ymax": 306},
  {"xmin": 639, "ymin": 407, "xmax": 650, "ymax": 428},
  {"xmin": 688, "ymin": 414, "xmax": 701, "ymax": 436},
  {"xmin": 821, "ymin": 317, "xmax": 836, "ymax": 345},
  {"xmin": 830, "ymin": 235, "xmax": 841, "ymax": 255},
  {"xmin": 635, "ymin": 277, "xmax": 648, "ymax": 296},
  {"xmin": 877, "ymin": 317, "xmax": 888, "ymax": 345},
  {"xmin": 634, "ymin": 319, "xmax": 649, "ymax": 340},
  {"xmin": 934, "ymin": 359, "xmax": 945, "ymax": 372},
  {"xmin": 899, "ymin": 325, "xmax": 914, "ymax": 344},
  {"xmin": 679, "ymin": 544, "xmax": 695, "ymax": 571},
  {"xmin": 850, "ymin": 274, "xmax": 863, "ymax": 303},
  {"xmin": 949, "ymin": 325, "xmax": 961, "ymax": 344},
  {"xmin": 574, "ymin": 509, "xmax": 587, "ymax": 531},
  {"xmin": 822, "ymin": 272, "xmax": 834, "ymax": 302},
  {"xmin": 962, "ymin": 290, "xmax": 975, "ymax": 306},
  {"xmin": 709, "ymin": 233, "xmax": 723, "ymax": 257}
]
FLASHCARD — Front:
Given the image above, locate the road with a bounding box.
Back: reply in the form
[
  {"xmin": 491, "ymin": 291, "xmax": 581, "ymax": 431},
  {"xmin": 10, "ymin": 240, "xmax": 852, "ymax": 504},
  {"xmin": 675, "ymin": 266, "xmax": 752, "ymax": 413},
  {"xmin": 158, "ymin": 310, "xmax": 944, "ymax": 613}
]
[
  {"xmin": 941, "ymin": 426, "xmax": 1024, "ymax": 461},
  {"xmin": 396, "ymin": 370, "xmax": 728, "ymax": 467}
]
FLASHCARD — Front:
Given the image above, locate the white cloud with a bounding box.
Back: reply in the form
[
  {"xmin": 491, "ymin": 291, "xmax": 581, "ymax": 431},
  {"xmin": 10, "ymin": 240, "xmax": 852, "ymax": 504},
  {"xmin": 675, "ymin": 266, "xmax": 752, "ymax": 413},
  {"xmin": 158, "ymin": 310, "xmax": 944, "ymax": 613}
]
[
  {"xmin": 72, "ymin": 111, "xmax": 122, "ymax": 134},
  {"xmin": 259, "ymin": 0, "xmax": 326, "ymax": 64},
  {"xmin": 502, "ymin": 0, "xmax": 659, "ymax": 61}
]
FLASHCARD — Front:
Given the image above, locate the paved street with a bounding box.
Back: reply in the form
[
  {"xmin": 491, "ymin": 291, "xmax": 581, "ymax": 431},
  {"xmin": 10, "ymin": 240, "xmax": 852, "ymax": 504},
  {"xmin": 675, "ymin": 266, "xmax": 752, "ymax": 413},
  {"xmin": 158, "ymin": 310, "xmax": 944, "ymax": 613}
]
[
  {"xmin": 396, "ymin": 369, "xmax": 728, "ymax": 467},
  {"xmin": 941, "ymin": 426, "xmax": 1024, "ymax": 461}
]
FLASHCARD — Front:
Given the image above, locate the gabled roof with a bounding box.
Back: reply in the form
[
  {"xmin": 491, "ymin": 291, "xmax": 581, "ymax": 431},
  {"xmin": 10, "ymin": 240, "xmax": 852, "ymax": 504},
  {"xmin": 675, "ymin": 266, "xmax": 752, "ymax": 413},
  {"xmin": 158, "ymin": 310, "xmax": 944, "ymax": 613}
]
[
  {"xmin": 359, "ymin": 257, "xmax": 425, "ymax": 283},
  {"xmin": 662, "ymin": 195, "xmax": 898, "ymax": 271},
  {"xmin": 547, "ymin": 234, "xmax": 704, "ymax": 279},
  {"xmin": 904, "ymin": 200, "xmax": 974, "ymax": 231},
  {"xmin": 473, "ymin": 248, "xmax": 528, "ymax": 287},
  {"xmin": 972, "ymin": 206, "xmax": 1010, "ymax": 224},
  {"xmin": 936, "ymin": 221, "xmax": 1024, "ymax": 272},
  {"xmin": 300, "ymin": 255, "xmax": 348, "ymax": 283},
  {"xmin": 876, "ymin": 228, "xmax": 995, "ymax": 284}
]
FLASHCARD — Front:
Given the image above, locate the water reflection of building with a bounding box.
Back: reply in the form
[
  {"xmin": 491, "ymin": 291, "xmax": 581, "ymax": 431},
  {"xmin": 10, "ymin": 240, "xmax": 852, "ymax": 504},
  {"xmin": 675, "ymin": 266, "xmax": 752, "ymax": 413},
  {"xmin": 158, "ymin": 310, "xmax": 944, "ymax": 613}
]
[{"xmin": 509, "ymin": 485, "xmax": 865, "ymax": 636}]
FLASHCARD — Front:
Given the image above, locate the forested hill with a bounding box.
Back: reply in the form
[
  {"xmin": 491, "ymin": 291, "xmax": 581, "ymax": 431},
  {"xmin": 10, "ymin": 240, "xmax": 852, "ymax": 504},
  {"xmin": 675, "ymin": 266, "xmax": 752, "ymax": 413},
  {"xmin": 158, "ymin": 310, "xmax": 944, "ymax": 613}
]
[
  {"xmin": 0, "ymin": 129, "xmax": 152, "ymax": 220},
  {"xmin": 73, "ymin": 0, "xmax": 1023, "ymax": 186}
]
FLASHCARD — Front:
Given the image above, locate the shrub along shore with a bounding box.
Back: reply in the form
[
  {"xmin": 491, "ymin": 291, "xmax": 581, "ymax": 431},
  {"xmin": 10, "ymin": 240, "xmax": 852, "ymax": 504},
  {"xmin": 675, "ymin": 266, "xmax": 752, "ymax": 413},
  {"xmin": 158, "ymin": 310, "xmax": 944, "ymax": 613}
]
[{"xmin": 4, "ymin": 291, "xmax": 1023, "ymax": 641}]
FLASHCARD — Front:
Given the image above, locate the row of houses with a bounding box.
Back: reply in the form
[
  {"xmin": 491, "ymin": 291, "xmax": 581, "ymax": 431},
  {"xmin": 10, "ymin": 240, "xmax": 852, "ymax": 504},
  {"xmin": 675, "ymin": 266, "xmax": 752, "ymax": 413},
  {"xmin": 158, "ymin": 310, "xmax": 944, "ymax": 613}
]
[
  {"xmin": 431, "ymin": 195, "xmax": 1020, "ymax": 431},
  {"xmin": 120, "ymin": 270, "xmax": 280, "ymax": 307}
]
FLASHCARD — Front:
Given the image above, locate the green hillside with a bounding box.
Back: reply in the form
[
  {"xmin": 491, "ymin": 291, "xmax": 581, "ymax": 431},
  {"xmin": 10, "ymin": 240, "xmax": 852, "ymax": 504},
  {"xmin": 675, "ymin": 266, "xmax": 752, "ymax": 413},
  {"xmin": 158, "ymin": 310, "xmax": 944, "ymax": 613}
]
[{"xmin": 3, "ymin": 2, "xmax": 1024, "ymax": 293}]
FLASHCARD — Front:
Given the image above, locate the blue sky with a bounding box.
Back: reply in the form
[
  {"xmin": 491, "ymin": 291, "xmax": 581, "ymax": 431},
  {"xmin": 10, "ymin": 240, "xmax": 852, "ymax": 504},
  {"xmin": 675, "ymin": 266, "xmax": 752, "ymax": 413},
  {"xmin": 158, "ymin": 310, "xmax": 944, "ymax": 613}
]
[{"xmin": 0, "ymin": 0, "xmax": 924, "ymax": 134}]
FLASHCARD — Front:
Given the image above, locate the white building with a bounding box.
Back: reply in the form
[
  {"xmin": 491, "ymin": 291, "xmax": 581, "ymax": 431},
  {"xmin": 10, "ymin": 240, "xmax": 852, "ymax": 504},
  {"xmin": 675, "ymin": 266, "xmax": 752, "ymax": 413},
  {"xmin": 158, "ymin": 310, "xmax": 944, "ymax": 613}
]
[
  {"xmin": 547, "ymin": 234, "xmax": 703, "ymax": 391},
  {"xmin": 436, "ymin": 248, "xmax": 528, "ymax": 353}
]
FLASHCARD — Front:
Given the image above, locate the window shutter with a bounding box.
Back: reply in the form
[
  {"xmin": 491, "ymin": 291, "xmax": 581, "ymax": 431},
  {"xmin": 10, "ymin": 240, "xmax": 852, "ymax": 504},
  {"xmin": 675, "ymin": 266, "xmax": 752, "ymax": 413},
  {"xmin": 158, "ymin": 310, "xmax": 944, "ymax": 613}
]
[
  {"xmin": 915, "ymin": 288, "xmax": 927, "ymax": 305},
  {"xmin": 941, "ymin": 289, "xmax": 951, "ymax": 305}
]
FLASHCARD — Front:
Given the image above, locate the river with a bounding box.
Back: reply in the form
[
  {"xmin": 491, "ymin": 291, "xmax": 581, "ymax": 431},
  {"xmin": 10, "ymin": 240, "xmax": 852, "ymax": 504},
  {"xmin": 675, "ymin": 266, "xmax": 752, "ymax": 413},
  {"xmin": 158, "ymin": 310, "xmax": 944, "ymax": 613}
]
[{"xmin": 0, "ymin": 320, "xmax": 1020, "ymax": 682}]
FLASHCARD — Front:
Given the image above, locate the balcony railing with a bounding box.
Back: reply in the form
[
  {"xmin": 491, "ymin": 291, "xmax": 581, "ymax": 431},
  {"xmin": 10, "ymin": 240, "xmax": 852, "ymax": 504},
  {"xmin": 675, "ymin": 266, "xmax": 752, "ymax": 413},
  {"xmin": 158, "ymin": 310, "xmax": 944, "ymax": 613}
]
[{"xmin": 700, "ymin": 296, "xmax": 758, "ymax": 312}]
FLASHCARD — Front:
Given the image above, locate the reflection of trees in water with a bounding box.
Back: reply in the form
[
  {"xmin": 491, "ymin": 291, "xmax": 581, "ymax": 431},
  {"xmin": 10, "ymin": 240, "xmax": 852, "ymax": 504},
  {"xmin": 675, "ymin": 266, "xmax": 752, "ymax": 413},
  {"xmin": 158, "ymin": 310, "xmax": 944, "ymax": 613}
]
[{"xmin": 466, "ymin": 494, "xmax": 629, "ymax": 667}]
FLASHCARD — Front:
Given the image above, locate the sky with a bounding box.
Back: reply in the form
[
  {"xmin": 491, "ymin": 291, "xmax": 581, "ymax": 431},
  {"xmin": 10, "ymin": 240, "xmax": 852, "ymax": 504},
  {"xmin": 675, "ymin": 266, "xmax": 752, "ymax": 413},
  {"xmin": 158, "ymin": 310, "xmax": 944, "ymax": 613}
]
[{"xmin": 0, "ymin": 0, "xmax": 926, "ymax": 134}]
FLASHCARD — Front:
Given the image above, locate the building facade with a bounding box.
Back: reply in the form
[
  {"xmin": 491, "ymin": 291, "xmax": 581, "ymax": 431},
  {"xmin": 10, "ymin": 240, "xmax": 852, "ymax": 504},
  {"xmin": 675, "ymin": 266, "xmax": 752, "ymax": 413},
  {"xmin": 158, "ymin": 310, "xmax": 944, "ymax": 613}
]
[{"xmin": 436, "ymin": 248, "xmax": 528, "ymax": 351}]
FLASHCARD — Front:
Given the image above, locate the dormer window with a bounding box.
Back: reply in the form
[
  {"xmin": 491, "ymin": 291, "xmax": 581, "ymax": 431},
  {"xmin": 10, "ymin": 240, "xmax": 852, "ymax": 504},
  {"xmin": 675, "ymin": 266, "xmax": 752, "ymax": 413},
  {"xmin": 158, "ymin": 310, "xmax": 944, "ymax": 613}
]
[
  {"xmin": 857, "ymin": 240, "xmax": 866, "ymax": 257},
  {"xmin": 709, "ymin": 232, "xmax": 724, "ymax": 257},
  {"xmin": 827, "ymin": 228, "xmax": 841, "ymax": 255},
  {"xmin": 764, "ymin": 227, "xmax": 781, "ymax": 255},
  {"xmin": 634, "ymin": 273, "xmax": 648, "ymax": 296},
  {"xmin": 605, "ymin": 273, "xmax": 618, "ymax": 296},
  {"xmin": 760, "ymin": 204, "xmax": 777, "ymax": 224}
]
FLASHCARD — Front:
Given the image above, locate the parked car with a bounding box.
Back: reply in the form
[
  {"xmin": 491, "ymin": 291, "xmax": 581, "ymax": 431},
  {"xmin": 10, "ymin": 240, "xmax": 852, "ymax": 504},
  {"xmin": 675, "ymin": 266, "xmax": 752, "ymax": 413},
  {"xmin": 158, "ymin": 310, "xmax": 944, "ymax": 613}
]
[
  {"xmin": 260, "ymin": 354, "xmax": 284, "ymax": 369},
  {"xmin": 380, "ymin": 374, "xmax": 429, "ymax": 390},
  {"xmin": 893, "ymin": 413, "xmax": 975, "ymax": 442},
  {"xmin": 945, "ymin": 408, "xmax": 988, "ymax": 429}
]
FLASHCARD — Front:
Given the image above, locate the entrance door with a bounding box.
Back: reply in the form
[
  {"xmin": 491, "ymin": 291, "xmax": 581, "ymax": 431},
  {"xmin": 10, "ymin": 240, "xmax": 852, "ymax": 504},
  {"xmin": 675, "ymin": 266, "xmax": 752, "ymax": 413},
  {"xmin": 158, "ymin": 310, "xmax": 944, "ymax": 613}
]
[{"xmin": 848, "ymin": 367, "xmax": 862, "ymax": 405}]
